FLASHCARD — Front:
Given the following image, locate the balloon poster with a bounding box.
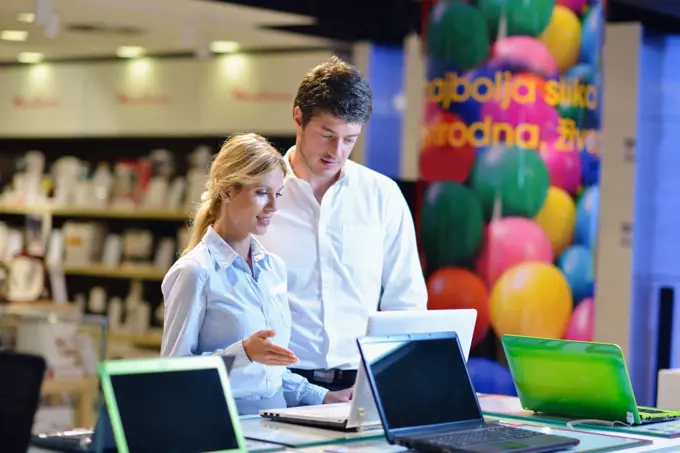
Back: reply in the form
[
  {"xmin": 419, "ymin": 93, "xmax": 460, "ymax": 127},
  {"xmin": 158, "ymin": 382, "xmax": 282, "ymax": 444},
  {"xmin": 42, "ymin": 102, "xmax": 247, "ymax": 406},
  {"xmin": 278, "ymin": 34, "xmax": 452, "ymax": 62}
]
[{"xmin": 419, "ymin": 0, "xmax": 604, "ymax": 394}]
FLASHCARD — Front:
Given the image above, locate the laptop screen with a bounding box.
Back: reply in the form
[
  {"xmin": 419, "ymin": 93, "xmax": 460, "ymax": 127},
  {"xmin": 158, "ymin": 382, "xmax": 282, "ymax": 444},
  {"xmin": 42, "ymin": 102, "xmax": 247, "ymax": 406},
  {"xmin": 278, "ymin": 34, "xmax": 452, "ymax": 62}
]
[
  {"xmin": 362, "ymin": 336, "xmax": 482, "ymax": 430},
  {"xmin": 109, "ymin": 368, "xmax": 239, "ymax": 453}
]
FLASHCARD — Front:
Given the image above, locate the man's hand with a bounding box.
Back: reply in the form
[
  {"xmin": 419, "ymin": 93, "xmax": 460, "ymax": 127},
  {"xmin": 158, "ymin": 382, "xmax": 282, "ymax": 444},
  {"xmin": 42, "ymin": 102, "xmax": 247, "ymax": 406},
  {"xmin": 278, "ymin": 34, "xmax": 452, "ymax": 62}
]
[
  {"xmin": 242, "ymin": 330, "xmax": 298, "ymax": 366},
  {"xmin": 322, "ymin": 386, "xmax": 355, "ymax": 404}
]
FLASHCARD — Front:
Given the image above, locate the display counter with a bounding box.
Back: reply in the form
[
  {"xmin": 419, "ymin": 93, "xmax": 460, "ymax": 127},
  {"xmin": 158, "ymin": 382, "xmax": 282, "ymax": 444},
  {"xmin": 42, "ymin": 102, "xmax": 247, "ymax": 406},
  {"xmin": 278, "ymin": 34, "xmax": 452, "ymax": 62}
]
[{"xmin": 27, "ymin": 395, "xmax": 680, "ymax": 453}]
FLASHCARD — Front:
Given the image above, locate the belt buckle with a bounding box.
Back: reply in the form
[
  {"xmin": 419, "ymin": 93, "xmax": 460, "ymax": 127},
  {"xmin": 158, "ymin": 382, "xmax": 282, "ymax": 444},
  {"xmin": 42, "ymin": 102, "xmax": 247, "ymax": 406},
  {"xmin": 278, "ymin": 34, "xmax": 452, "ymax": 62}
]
[{"xmin": 313, "ymin": 369, "xmax": 335, "ymax": 384}]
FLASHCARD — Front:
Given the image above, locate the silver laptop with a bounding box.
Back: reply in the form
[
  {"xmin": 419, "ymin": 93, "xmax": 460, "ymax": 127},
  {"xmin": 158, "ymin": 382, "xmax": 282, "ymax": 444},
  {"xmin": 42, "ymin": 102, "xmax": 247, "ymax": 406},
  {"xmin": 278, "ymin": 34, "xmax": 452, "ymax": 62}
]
[{"xmin": 260, "ymin": 309, "xmax": 477, "ymax": 431}]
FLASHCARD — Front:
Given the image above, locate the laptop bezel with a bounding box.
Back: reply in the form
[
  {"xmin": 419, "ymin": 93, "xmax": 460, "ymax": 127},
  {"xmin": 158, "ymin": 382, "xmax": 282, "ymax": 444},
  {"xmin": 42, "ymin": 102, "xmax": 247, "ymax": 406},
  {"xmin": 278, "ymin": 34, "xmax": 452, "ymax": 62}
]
[
  {"xmin": 98, "ymin": 355, "xmax": 247, "ymax": 453},
  {"xmin": 357, "ymin": 332, "xmax": 485, "ymax": 443}
]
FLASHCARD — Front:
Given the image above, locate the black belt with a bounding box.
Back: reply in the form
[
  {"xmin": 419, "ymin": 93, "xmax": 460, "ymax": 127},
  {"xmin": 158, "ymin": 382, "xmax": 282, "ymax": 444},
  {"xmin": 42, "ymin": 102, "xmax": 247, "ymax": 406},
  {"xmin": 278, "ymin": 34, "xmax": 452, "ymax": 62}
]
[{"xmin": 290, "ymin": 368, "xmax": 357, "ymax": 386}]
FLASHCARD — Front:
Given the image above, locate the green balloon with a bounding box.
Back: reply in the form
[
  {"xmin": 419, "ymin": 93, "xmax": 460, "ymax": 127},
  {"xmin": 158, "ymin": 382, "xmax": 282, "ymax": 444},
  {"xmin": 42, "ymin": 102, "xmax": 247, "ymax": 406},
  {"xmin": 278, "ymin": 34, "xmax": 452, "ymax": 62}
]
[
  {"xmin": 427, "ymin": 0, "xmax": 490, "ymax": 70},
  {"xmin": 557, "ymin": 102, "xmax": 586, "ymax": 123},
  {"xmin": 420, "ymin": 182, "xmax": 484, "ymax": 270},
  {"xmin": 477, "ymin": 0, "xmax": 555, "ymax": 39},
  {"xmin": 470, "ymin": 145, "xmax": 549, "ymax": 220}
]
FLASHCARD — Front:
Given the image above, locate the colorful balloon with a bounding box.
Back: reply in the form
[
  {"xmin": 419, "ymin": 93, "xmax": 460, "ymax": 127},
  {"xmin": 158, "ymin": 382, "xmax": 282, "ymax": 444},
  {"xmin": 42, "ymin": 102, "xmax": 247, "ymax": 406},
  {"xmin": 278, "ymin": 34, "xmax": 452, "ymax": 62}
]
[
  {"xmin": 557, "ymin": 0, "xmax": 588, "ymax": 14},
  {"xmin": 490, "ymin": 262, "xmax": 573, "ymax": 339},
  {"xmin": 539, "ymin": 5, "xmax": 582, "ymax": 74},
  {"xmin": 427, "ymin": 267, "xmax": 491, "ymax": 348},
  {"xmin": 467, "ymin": 358, "xmax": 517, "ymax": 396},
  {"xmin": 575, "ymin": 185, "xmax": 599, "ymax": 247},
  {"xmin": 476, "ymin": 217, "xmax": 553, "ymax": 287},
  {"xmin": 421, "ymin": 182, "xmax": 484, "ymax": 269},
  {"xmin": 471, "ymin": 145, "xmax": 550, "ymax": 220},
  {"xmin": 477, "ymin": 0, "xmax": 554, "ymax": 39},
  {"xmin": 427, "ymin": 0, "xmax": 490, "ymax": 70},
  {"xmin": 449, "ymin": 64, "xmax": 502, "ymax": 126},
  {"xmin": 489, "ymin": 36, "xmax": 559, "ymax": 79},
  {"xmin": 580, "ymin": 149, "xmax": 600, "ymax": 186},
  {"xmin": 420, "ymin": 103, "xmax": 475, "ymax": 183},
  {"xmin": 558, "ymin": 245, "xmax": 595, "ymax": 302},
  {"xmin": 564, "ymin": 297, "xmax": 595, "ymax": 341},
  {"xmin": 481, "ymin": 72, "xmax": 561, "ymax": 146},
  {"xmin": 540, "ymin": 138, "xmax": 582, "ymax": 194},
  {"xmin": 580, "ymin": 2, "xmax": 603, "ymax": 66},
  {"xmin": 534, "ymin": 186, "xmax": 577, "ymax": 257}
]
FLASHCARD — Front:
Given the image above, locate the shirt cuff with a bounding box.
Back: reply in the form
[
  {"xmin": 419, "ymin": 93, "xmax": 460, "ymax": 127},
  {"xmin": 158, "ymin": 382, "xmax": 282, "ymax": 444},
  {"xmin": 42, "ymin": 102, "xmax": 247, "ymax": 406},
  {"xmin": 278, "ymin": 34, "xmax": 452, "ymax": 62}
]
[
  {"xmin": 216, "ymin": 340, "xmax": 251, "ymax": 370},
  {"xmin": 300, "ymin": 382, "xmax": 329, "ymax": 406}
]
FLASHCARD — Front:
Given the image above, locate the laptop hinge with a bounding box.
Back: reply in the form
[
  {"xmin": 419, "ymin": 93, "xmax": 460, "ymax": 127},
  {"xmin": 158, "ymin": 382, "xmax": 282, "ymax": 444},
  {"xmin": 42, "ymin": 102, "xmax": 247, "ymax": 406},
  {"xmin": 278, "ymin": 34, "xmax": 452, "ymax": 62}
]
[{"xmin": 394, "ymin": 420, "xmax": 486, "ymax": 439}]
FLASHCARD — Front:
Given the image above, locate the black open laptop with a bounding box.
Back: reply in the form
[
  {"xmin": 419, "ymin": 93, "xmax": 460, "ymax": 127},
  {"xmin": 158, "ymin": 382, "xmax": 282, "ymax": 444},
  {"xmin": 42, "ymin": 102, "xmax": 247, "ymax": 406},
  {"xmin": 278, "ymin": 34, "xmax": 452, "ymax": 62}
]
[
  {"xmin": 0, "ymin": 350, "xmax": 47, "ymax": 453},
  {"xmin": 357, "ymin": 332, "xmax": 580, "ymax": 453}
]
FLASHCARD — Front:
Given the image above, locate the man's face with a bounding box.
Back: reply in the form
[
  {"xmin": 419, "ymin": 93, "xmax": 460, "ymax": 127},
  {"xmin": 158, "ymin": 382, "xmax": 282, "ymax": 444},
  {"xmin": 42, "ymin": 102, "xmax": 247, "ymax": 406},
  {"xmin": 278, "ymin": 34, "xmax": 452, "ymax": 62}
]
[{"xmin": 294, "ymin": 107, "xmax": 363, "ymax": 178}]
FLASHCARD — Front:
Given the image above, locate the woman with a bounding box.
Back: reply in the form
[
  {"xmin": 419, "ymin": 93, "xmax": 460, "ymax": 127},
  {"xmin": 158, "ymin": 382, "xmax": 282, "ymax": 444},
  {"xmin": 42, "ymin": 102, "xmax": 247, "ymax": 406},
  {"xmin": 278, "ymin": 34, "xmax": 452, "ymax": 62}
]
[{"xmin": 161, "ymin": 133, "xmax": 332, "ymax": 414}]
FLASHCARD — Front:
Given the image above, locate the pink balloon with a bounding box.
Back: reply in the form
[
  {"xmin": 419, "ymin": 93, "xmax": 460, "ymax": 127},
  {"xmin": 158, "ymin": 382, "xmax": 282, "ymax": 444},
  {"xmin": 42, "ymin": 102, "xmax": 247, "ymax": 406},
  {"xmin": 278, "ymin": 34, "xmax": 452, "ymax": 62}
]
[
  {"xmin": 564, "ymin": 298, "xmax": 595, "ymax": 341},
  {"xmin": 540, "ymin": 139, "xmax": 583, "ymax": 195},
  {"xmin": 489, "ymin": 36, "xmax": 558, "ymax": 79},
  {"xmin": 481, "ymin": 73, "xmax": 560, "ymax": 144},
  {"xmin": 557, "ymin": 0, "xmax": 588, "ymax": 14},
  {"xmin": 476, "ymin": 217, "xmax": 554, "ymax": 286}
]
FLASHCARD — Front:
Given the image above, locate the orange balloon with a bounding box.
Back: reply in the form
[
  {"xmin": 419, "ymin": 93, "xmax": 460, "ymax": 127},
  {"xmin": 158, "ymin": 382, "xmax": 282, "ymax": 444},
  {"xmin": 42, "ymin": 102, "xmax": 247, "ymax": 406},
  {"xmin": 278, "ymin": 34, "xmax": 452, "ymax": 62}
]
[{"xmin": 427, "ymin": 267, "xmax": 490, "ymax": 348}]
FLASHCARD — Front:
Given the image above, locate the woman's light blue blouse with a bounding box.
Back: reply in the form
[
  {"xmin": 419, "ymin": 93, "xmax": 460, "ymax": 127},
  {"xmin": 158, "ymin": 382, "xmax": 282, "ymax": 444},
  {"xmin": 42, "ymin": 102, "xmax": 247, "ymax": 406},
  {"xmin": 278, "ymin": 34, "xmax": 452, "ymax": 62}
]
[{"xmin": 160, "ymin": 226, "xmax": 327, "ymax": 407}]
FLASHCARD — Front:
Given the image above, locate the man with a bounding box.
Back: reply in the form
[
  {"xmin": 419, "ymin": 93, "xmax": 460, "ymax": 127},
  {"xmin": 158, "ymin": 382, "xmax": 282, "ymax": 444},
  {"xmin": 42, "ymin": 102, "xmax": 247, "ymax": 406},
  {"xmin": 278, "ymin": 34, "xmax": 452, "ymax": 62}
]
[{"xmin": 258, "ymin": 56, "xmax": 427, "ymax": 404}]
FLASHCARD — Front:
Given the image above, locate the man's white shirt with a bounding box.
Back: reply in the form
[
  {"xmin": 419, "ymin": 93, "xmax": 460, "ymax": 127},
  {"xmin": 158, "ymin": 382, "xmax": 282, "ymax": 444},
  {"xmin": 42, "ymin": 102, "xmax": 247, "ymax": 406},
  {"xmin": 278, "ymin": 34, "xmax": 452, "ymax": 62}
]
[{"xmin": 257, "ymin": 147, "xmax": 427, "ymax": 370}]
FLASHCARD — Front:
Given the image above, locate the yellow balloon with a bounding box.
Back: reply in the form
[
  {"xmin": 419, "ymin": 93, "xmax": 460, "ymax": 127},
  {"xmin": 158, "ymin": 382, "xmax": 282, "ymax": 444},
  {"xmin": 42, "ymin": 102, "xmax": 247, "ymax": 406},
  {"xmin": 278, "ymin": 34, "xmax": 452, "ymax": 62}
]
[
  {"xmin": 534, "ymin": 186, "xmax": 576, "ymax": 256},
  {"xmin": 539, "ymin": 5, "xmax": 582, "ymax": 73},
  {"xmin": 490, "ymin": 262, "xmax": 572, "ymax": 339}
]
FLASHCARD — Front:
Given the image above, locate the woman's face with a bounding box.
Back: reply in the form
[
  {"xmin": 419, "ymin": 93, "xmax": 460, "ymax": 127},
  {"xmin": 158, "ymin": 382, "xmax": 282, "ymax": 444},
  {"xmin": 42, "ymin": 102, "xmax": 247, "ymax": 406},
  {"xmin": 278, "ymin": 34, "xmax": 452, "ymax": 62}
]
[{"xmin": 223, "ymin": 169, "xmax": 285, "ymax": 237}]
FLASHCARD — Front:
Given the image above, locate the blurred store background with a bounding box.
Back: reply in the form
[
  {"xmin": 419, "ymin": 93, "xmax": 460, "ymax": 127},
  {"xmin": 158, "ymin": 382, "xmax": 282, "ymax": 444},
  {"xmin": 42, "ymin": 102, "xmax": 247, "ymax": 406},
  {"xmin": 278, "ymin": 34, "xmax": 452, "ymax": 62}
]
[{"xmin": 0, "ymin": 0, "xmax": 679, "ymax": 432}]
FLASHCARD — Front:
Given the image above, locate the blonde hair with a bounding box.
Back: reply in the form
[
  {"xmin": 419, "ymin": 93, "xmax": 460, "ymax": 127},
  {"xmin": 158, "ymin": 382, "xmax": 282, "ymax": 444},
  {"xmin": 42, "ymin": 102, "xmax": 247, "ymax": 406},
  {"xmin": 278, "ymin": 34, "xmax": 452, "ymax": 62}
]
[{"xmin": 182, "ymin": 133, "xmax": 287, "ymax": 256}]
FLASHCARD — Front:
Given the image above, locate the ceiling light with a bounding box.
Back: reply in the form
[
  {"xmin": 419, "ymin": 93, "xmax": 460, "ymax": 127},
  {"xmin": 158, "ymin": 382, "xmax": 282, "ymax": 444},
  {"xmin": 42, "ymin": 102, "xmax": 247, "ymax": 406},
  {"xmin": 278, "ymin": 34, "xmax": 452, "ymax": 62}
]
[
  {"xmin": 117, "ymin": 46, "xmax": 145, "ymax": 58},
  {"xmin": 1, "ymin": 30, "xmax": 28, "ymax": 41},
  {"xmin": 18, "ymin": 52, "xmax": 44, "ymax": 64},
  {"xmin": 210, "ymin": 41, "xmax": 239, "ymax": 54},
  {"xmin": 17, "ymin": 13, "xmax": 35, "ymax": 23}
]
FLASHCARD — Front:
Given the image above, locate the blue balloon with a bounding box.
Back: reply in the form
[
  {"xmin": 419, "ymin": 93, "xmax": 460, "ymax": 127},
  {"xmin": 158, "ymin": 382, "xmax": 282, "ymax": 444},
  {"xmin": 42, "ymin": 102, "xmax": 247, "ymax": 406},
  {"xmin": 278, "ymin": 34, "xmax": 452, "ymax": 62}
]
[
  {"xmin": 580, "ymin": 3, "xmax": 603, "ymax": 67},
  {"xmin": 448, "ymin": 65, "xmax": 501, "ymax": 127},
  {"xmin": 580, "ymin": 150, "xmax": 600, "ymax": 186},
  {"xmin": 589, "ymin": 186, "xmax": 600, "ymax": 250},
  {"xmin": 467, "ymin": 358, "xmax": 517, "ymax": 396},
  {"xmin": 575, "ymin": 185, "xmax": 599, "ymax": 248},
  {"xmin": 558, "ymin": 245, "xmax": 595, "ymax": 303},
  {"xmin": 565, "ymin": 63, "xmax": 594, "ymax": 85}
]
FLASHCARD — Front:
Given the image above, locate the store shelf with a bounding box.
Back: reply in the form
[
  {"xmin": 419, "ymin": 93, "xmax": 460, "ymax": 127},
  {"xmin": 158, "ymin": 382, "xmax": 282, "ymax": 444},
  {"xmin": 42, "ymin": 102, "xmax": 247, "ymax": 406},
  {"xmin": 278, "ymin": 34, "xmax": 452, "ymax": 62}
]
[
  {"xmin": 0, "ymin": 300, "xmax": 76, "ymax": 314},
  {"xmin": 110, "ymin": 328, "xmax": 163, "ymax": 349},
  {"xmin": 0, "ymin": 204, "xmax": 190, "ymax": 221},
  {"xmin": 60, "ymin": 264, "xmax": 167, "ymax": 281},
  {"xmin": 42, "ymin": 375, "xmax": 98, "ymax": 428}
]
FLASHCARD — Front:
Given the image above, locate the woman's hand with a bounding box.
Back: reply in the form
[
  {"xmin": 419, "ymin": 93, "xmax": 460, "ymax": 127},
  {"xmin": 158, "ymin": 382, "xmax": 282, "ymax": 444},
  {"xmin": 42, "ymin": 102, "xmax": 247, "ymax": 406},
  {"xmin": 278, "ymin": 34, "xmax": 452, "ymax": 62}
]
[
  {"xmin": 242, "ymin": 330, "xmax": 299, "ymax": 366},
  {"xmin": 323, "ymin": 386, "xmax": 354, "ymax": 404}
]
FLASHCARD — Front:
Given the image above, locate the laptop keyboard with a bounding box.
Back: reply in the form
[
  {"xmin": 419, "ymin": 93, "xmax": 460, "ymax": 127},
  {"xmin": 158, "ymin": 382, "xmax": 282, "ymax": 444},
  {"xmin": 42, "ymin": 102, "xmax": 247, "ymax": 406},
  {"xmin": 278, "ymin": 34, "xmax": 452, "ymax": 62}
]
[{"xmin": 418, "ymin": 426, "xmax": 542, "ymax": 448}]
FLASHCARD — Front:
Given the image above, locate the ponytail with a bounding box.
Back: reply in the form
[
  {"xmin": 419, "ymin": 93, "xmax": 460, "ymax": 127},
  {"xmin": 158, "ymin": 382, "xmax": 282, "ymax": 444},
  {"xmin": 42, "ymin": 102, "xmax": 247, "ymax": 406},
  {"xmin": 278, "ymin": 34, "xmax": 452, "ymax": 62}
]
[{"xmin": 182, "ymin": 193, "xmax": 219, "ymax": 256}]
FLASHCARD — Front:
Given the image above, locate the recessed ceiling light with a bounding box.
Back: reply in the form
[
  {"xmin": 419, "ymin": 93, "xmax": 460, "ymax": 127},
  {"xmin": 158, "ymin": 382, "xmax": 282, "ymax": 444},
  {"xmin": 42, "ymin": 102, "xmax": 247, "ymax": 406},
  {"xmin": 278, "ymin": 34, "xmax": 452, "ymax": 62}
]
[
  {"xmin": 18, "ymin": 52, "xmax": 44, "ymax": 64},
  {"xmin": 1, "ymin": 30, "xmax": 28, "ymax": 42},
  {"xmin": 17, "ymin": 13, "xmax": 35, "ymax": 23},
  {"xmin": 210, "ymin": 41, "xmax": 239, "ymax": 54},
  {"xmin": 117, "ymin": 46, "xmax": 145, "ymax": 58}
]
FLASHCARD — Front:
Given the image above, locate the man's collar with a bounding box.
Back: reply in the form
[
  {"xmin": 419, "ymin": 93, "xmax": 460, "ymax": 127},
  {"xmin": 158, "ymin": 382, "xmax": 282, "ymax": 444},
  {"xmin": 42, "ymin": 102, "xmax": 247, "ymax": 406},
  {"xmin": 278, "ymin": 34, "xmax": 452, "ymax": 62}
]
[{"xmin": 283, "ymin": 146, "xmax": 353, "ymax": 185}]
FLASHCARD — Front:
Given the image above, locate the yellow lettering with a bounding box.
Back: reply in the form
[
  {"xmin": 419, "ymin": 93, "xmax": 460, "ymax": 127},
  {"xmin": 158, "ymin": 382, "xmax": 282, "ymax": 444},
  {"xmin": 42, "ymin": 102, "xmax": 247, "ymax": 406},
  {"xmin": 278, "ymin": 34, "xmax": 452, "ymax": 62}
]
[
  {"xmin": 515, "ymin": 124, "xmax": 540, "ymax": 149},
  {"xmin": 544, "ymin": 80, "xmax": 560, "ymax": 106}
]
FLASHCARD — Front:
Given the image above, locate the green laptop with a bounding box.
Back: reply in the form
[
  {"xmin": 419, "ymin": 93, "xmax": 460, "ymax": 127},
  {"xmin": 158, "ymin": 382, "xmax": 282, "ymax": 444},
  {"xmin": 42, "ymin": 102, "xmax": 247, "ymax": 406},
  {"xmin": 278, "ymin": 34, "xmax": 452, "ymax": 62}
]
[
  {"xmin": 98, "ymin": 355, "xmax": 247, "ymax": 453},
  {"xmin": 501, "ymin": 335, "xmax": 680, "ymax": 426}
]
